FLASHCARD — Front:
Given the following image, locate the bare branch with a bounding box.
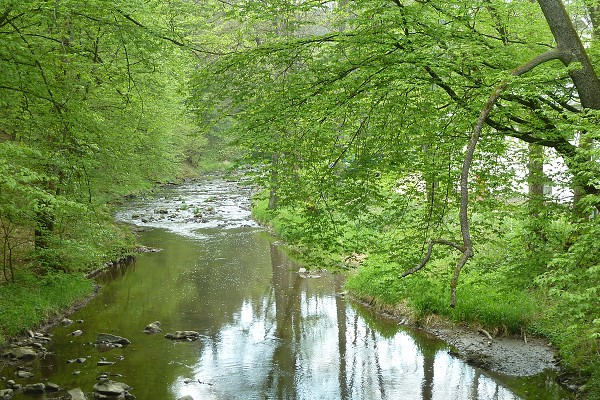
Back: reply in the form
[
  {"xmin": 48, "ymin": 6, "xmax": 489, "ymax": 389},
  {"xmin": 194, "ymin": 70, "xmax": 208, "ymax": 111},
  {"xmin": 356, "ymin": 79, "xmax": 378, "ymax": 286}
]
[
  {"xmin": 401, "ymin": 239, "xmax": 463, "ymax": 278},
  {"xmin": 405, "ymin": 48, "xmax": 565, "ymax": 307}
]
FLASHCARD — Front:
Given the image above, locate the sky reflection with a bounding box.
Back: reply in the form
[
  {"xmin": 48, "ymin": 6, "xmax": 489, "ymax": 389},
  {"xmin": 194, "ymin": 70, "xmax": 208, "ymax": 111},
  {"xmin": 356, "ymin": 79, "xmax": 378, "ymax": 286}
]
[{"xmin": 171, "ymin": 285, "xmax": 521, "ymax": 400}]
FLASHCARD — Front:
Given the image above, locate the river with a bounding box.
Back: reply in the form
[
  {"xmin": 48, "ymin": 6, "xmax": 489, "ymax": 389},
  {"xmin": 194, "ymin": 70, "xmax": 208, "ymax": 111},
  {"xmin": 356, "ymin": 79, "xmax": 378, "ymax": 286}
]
[{"xmin": 0, "ymin": 177, "xmax": 572, "ymax": 399}]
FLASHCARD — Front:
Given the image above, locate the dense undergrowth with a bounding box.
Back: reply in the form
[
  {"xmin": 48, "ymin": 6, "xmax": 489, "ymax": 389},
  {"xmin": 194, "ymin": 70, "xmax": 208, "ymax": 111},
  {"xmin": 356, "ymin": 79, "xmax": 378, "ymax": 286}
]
[
  {"xmin": 0, "ymin": 137, "xmax": 238, "ymax": 347},
  {"xmin": 252, "ymin": 189, "xmax": 600, "ymax": 399}
]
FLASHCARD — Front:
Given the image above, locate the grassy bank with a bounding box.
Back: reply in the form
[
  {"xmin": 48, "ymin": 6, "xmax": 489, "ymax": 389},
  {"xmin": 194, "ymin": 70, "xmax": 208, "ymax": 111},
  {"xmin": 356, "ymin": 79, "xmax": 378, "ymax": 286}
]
[
  {"xmin": 0, "ymin": 209, "xmax": 135, "ymax": 347},
  {"xmin": 252, "ymin": 190, "xmax": 599, "ymax": 399},
  {"xmin": 0, "ymin": 272, "xmax": 94, "ymax": 345}
]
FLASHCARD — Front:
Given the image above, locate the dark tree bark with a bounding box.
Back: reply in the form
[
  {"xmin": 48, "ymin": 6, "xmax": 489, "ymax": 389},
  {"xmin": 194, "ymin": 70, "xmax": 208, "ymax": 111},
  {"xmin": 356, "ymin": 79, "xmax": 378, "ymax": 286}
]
[
  {"xmin": 538, "ymin": 0, "xmax": 600, "ymax": 110},
  {"xmin": 537, "ymin": 0, "xmax": 600, "ymax": 215}
]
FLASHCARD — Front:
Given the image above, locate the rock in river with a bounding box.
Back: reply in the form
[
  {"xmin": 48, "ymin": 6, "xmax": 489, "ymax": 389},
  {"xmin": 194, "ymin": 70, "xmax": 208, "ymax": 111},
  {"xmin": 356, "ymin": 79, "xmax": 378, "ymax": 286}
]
[
  {"xmin": 15, "ymin": 370, "xmax": 34, "ymax": 379},
  {"xmin": 67, "ymin": 388, "xmax": 88, "ymax": 400},
  {"xmin": 93, "ymin": 378, "xmax": 132, "ymax": 398},
  {"xmin": 95, "ymin": 333, "xmax": 131, "ymax": 346},
  {"xmin": 143, "ymin": 321, "xmax": 162, "ymax": 334},
  {"xmin": 0, "ymin": 389, "xmax": 13, "ymax": 399},
  {"xmin": 165, "ymin": 331, "xmax": 201, "ymax": 341},
  {"xmin": 24, "ymin": 383, "xmax": 45, "ymax": 393},
  {"xmin": 4, "ymin": 346, "xmax": 38, "ymax": 361}
]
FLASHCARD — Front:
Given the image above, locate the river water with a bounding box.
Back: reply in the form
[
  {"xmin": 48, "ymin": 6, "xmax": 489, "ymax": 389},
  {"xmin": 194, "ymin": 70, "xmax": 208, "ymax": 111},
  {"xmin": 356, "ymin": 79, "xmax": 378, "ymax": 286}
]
[{"xmin": 1, "ymin": 177, "xmax": 572, "ymax": 399}]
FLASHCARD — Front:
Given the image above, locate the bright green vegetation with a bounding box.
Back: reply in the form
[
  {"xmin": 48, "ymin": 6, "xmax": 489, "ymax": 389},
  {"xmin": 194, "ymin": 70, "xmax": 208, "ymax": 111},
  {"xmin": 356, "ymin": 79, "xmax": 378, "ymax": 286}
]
[
  {"xmin": 2, "ymin": 0, "xmax": 600, "ymax": 398},
  {"xmin": 253, "ymin": 188, "xmax": 599, "ymax": 396},
  {"xmin": 0, "ymin": 1, "xmax": 200, "ymax": 345},
  {"xmin": 196, "ymin": 1, "xmax": 600, "ymax": 397},
  {"xmin": 0, "ymin": 272, "xmax": 94, "ymax": 346}
]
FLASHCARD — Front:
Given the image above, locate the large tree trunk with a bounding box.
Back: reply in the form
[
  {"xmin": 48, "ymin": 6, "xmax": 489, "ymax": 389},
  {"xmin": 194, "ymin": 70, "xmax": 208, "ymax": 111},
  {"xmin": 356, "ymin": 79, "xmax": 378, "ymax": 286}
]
[
  {"xmin": 537, "ymin": 0, "xmax": 600, "ymax": 215},
  {"xmin": 537, "ymin": 0, "xmax": 600, "ymax": 109},
  {"xmin": 528, "ymin": 143, "xmax": 545, "ymax": 218}
]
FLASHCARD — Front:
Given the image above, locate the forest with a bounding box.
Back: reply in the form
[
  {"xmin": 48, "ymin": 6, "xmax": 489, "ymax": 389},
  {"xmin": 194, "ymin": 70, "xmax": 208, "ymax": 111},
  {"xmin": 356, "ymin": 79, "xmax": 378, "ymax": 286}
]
[{"xmin": 0, "ymin": 0, "xmax": 599, "ymax": 398}]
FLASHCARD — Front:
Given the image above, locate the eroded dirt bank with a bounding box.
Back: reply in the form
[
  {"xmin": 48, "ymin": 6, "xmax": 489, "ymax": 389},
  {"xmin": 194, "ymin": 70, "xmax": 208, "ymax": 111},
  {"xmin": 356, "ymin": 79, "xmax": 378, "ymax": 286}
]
[{"xmin": 351, "ymin": 295, "xmax": 559, "ymax": 377}]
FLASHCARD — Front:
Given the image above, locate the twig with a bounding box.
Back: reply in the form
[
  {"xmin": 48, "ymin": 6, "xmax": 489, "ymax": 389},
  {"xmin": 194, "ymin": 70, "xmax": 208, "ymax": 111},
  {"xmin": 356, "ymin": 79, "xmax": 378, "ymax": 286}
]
[{"xmin": 478, "ymin": 328, "xmax": 493, "ymax": 341}]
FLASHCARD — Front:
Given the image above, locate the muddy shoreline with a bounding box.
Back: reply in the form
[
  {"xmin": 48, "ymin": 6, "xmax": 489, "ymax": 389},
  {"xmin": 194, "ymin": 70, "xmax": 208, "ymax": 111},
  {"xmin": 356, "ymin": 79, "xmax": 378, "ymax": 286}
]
[{"xmin": 350, "ymin": 294, "xmax": 584, "ymax": 396}]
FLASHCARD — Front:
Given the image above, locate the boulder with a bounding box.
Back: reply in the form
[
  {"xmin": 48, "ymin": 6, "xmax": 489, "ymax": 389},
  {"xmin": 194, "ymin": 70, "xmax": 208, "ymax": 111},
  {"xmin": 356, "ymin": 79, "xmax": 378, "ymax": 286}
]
[
  {"xmin": 31, "ymin": 342, "xmax": 45, "ymax": 350},
  {"xmin": 178, "ymin": 396, "xmax": 195, "ymax": 400},
  {"xmin": 16, "ymin": 370, "xmax": 34, "ymax": 379},
  {"xmin": 143, "ymin": 321, "xmax": 162, "ymax": 334},
  {"xmin": 6, "ymin": 346, "xmax": 37, "ymax": 361},
  {"xmin": 93, "ymin": 379, "xmax": 131, "ymax": 397},
  {"xmin": 46, "ymin": 382, "xmax": 61, "ymax": 391},
  {"xmin": 96, "ymin": 333, "xmax": 131, "ymax": 346},
  {"xmin": 0, "ymin": 389, "xmax": 13, "ymax": 399},
  {"xmin": 67, "ymin": 357, "xmax": 87, "ymax": 364},
  {"xmin": 164, "ymin": 331, "xmax": 201, "ymax": 341},
  {"xmin": 24, "ymin": 383, "xmax": 45, "ymax": 393},
  {"xmin": 67, "ymin": 388, "xmax": 88, "ymax": 400}
]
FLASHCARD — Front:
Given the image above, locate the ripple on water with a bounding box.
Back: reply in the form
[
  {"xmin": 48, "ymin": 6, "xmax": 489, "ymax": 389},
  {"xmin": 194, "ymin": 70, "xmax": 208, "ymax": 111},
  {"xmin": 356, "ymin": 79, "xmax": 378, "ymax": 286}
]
[{"xmin": 115, "ymin": 179, "xmax": 260, "ymax": 239}]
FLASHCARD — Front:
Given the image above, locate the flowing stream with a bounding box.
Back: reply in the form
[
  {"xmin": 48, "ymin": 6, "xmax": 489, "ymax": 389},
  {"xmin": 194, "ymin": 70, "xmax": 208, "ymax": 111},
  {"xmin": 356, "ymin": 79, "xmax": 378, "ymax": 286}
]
[{"xmin": 1, "ymin": 177, "xmax": 572, "ymax": 399}]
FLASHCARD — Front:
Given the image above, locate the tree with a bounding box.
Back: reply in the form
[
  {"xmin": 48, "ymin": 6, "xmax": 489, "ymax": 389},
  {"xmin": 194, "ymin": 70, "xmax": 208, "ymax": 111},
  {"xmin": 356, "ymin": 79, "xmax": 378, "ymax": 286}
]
[
  {"xmin": 194, "ymin": 0, "xmax": 599, "ymax": 305},
  {"xmin": 0, "ymin": 0, "xmax": 196, "ymax": 275}
]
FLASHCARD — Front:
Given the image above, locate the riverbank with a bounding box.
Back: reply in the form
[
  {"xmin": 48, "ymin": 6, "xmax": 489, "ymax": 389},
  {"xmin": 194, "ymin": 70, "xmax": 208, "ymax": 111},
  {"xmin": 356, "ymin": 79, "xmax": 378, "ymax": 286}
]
[
  {"xmin": 0, "ymin": 211, "xmax": 136, "ymax": 348},
  {"xmin": 344, "ymin": 254, "xmax": 596, "ymax": 399},
  {"xmin": 250, "ymin": 192, "xmax": 598, "ymax": 400},
  {"xmin": 0, "ymin": 254, "xmax": 135, "ymax": 348},
  {"xmin": 0, "ymin": 177, "xmax": 581, "ymax": 399},
  {"xmin": 350, "ymin": 293, "xmax": 560, "ymax": 372}
]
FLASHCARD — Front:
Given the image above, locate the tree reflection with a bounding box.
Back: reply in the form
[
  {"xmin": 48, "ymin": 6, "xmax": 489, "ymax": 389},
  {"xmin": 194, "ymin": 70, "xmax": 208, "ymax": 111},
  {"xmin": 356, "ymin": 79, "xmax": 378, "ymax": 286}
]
[{"xmin": 264, "ymin": 242, "xmax": 302, "ymax": 398}]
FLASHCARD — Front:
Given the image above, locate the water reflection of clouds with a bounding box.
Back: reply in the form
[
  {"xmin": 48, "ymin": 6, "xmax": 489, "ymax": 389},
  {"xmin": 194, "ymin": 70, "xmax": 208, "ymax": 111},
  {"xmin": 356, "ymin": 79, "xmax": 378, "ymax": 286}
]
[
  {"xmin": 171, "ymin": 293, "xmax": 521, "ymax": 400},
  {"xmin": 432, "ymin": 352, "xmax": 520, "ymax": 399},
  {"xmin": 137, "ymin": 180, "xmax": 522, "ymax": 399}
]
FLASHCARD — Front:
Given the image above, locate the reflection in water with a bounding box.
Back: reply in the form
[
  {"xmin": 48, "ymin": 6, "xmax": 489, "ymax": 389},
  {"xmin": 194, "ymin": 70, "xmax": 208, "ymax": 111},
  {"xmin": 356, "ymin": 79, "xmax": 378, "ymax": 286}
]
[
  {"xmin": 1, "ymin": 179, "xmax": 571, "ymax": 400},
  {"xmin": 168, "ymin": 235, "xmax": 522, "ymax": 400}
]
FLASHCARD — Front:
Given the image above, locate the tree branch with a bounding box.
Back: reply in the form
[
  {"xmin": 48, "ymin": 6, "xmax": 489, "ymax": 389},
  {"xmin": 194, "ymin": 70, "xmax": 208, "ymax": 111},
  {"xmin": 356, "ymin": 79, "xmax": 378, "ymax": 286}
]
[
  {"xmin": 406, "ymin": 48, "xmax": 565, "ymax": 307},
  {"xmin": 115, "ymin": 10, "xmax": 225, "ymax": 56},
  {"xmin": 401, "ymin": 239, "xmax": 464, "ymax": 278}
]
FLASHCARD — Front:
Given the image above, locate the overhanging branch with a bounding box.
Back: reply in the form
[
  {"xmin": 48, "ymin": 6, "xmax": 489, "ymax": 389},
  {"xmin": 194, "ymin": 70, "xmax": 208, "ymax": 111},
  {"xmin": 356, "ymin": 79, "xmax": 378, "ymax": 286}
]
[{"xmin": 402, "ymin": 48, "xmax": 564, "ymax": 307}]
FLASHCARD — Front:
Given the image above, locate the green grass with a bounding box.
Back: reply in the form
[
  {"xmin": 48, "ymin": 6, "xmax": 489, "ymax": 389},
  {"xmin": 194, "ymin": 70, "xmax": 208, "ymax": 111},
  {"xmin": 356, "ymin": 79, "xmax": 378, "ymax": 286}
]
[
  {"xmin": 0, "ymin": 271, "xmax": 94, "ymax": 345},
  {"xmin": 345, "ymin": 256, "xmax": 537, "ymax": 334},
  {"xmin": 0, "ymin": 204, "xmax": 136, "ymax": 346}
]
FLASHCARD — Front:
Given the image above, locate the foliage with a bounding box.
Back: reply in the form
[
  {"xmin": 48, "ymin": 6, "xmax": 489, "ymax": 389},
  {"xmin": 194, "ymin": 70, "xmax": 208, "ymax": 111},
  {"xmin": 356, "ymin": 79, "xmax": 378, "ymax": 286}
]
[
  {"xmin": 0, "ymin": 0, "xmax": 199, "ymax": 282},
  {"xmin": 196, "ymin": 1, "xmax": 600, "ymax": 394},
  {"xmin": 0, "ymin": 0, "xmax": 598, "ymax": 396},
  {"xmin": 0, "ymin": 0, "xmax": 203, "ymax": 344},
  {"xmin": 532, "ymin": 218, "xmax": 600, "ymax": 396}
]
